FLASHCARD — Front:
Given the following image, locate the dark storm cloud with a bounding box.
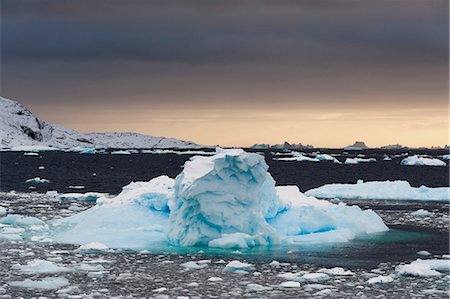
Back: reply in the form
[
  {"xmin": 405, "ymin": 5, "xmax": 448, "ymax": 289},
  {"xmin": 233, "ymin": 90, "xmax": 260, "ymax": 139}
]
[
  {"xmin": 1, "ymin": 0, "xmax": 448, "ymax": 109},
  {"xmin": 2, "ymin": 0, "xmax": 448, "ymax": 65}
]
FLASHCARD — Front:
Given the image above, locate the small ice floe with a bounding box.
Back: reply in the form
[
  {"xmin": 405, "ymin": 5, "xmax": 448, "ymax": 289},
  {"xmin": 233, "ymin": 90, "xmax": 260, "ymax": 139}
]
[
  {"xmin": 111, "ymin": 150, "xmax": 131, "ymax": 155},
  {"xmin": 247, "ymin": 283, "xmax": 272, "ymax": 291},
  {"xmin": 68, "ymin": 185, "xmax": 85, "ymax": 190},
  {"xmin": 11, "ymin": 259, "xmax": 71, "ymax": 274},
  {"xmin": 9, "ymin": 277, "xmax": 69, "ymax": 290},
  {"xmin": 416, "ymin": 250, "xmax": 432, "ymax": 256},
  {"xmin": 367, "ymin": 275, "xmax": 394, "ymax": 284},
  {"xmin": 180, "ymin": 261, "xmax": 208, "ymax": 270},
  {"xmin": 24, "ymin": 152, "xmax": 39, "ymax": 156},
  {"xmin": 38, "ymin": 166, "xmax": 45, "ymax": 170},
  {"xmin": 396, "ymin": 259, "xmax": 445, "ymax": 277},
  {"xmin": 318, "ymin": 267, "xmax": 355, "ymax": 276},
  {"xmin": 275, "ymin": 152, "xmax": 320, "ymax": 162},
  {"xmin": 269, "ymin": 260, "xmax": 281, "ymax": 267},
  {"xmin": 58, "ymin": 192, "xmax": 108, "ymax": 202},
  {"xmin": 152, "ymin": 287, "xmax": 167, "ymax": 293},
  {"xmin": 410, "ymin": 209, "xmax": 432, "ymax": 217},
  {"xmin": 1, "ymin": 214, "xmax": 45, "ymax": 227},
  {"xmin": 301, "ymin": 273, "xmax": 330, "ymax": 282},
  {"xmin": 306, "ymin": 180, "xmax": 450, "ymax": 201},
  {"xmin": 207, "ymin": 277, "xmax": 223, "ymax": 282},
  {"xmin": 279, "ymin": 281, "xmax": 300, "ymax": 288},
  {"xmin": 401, "ymin": 155, "xmax": 446, "ymax": 167},
  {"xmin": 26, "ymin": 177, "xmax": 50, "ymax": 184},
  {"xmin": 223, "ymin": 260, "xmax": 254, "ymax": 272},
  {"xmin": 344, "ymin": 157, "xmax": 376, "ymax": 164},
  {"xmin": 0, "ymin": 206, "xmax": 7, "ymax": 217},
  {"xmin": 76, "ymin": 242, "xmax": 109, "ymax": 253},
  {"xmin": 315, "ymin": 154, "xmax": 341, "ymax": 164},
  {"xmin": 383, "ymin": 155, "xmax": 392, "ymax": 161}
]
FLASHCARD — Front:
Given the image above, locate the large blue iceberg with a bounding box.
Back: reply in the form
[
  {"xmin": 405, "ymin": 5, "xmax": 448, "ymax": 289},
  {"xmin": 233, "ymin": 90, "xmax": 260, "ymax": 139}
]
[{"xmin": 52, "ymin": 149, "xmax": 388, "ymax": 249}]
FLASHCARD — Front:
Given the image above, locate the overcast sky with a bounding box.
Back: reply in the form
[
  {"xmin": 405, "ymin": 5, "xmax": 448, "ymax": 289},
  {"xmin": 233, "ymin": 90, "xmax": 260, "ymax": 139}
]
[{"xmin": 1, "ymin": 0, "xmax": 448, "ymax": 147}]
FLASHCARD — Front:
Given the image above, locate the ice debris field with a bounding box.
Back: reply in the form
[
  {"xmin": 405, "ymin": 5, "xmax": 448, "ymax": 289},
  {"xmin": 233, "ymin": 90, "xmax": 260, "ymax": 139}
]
[{"xmin": 2, "ymin": 149, "xmax": 394, "ymax": 251}]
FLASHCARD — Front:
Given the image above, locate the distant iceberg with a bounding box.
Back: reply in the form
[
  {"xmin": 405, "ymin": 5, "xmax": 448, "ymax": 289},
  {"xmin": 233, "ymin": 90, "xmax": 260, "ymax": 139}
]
[
  {"xmin": 306, "ymin": 180, "xmax": 450, "ymax": 202},
  {"xmin": 52, "ymin": 149, "xmax": 388, "ymax": 250},
  {"xmin": 400, "ymin": 155, "xmax": 446, "ymax": 167}
]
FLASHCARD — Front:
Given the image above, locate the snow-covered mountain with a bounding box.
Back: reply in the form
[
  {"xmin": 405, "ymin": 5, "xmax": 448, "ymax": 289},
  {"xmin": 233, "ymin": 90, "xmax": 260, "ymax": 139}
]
[{"xmin": 0, "ymin": 97, "xmax": 202, "ymax": 149}]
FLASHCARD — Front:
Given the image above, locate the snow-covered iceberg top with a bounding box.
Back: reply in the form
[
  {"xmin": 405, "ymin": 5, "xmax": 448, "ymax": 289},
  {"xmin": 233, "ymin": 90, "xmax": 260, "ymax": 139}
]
[
  {"xmin": 400, "ymin": 155, "xmax": 447, "ymax": 167},
  {"xmin": 52, "ymin": 148, "xmax": 388, "ymax": 250},
  {"xmin": 305, "ymin": 180, "xmax": 450, "ymax": 202}
]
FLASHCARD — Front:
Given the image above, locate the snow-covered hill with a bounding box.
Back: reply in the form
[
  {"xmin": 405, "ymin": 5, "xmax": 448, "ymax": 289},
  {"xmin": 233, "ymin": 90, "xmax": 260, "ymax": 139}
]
[{"xmin": 0, "ymin": 97, "xmax": 201, "ymax": 149}]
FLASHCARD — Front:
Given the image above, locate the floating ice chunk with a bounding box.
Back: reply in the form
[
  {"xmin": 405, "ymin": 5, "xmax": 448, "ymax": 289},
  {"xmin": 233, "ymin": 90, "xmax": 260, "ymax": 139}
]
[
  {"xmin": 269, "ymin": 260, "xmax": 281, "ymax": 267},
  {"xmin": 318, "ymin": 267, "xmax": 355, "ymax": 276},
  {"xmin": 0, "ymin": 207, "xmax": 6, "ymax": 217},
  {"xmin": 306, "ymin": 180, "xmax": 450, "ymax": 201},
  {"xmin": 68, "ymin": 185, "xmax": 85, "ymax": 190},
  {"xmin": 224, "ymin": 260, "xmax": 254, "ymax": 272},
  {"xmin": 442, "ymin": 154, "xmax": 450, "ymax": 160},
  {"xmin": 301, "ymin": 273, "xmax": 330, "ymax": 282},
  {"xmin": 344, "ymin": 157, "xmax": 376, "ymax": 164},
  {"xmin": 416, "ymin": 250, "xmax": 432, "ymax": 256},
  {"xmin": 275, "ymin": 152, "xmax": 320, "ymax": 162},
  {"xmin": 12, "ymin": 259, "xmax": 71, "ymax": 274},
  {"xmin": 279, "ymin": 281, "xmax": 300, "ymax": 288},
  {"xmin": 180, "ymin": 261, "xmax": 208, "ymax": 270},
  {"xmin": 9, "ymin": 277, "xmax": 69, "ymax": 290},
  {"xmin": 76, "ymin": 242, "xmax": 109, "ymax": 252},
  {"xmin": 207, "ymin": 277, "xmax": 223, "ymax": 282},
  {"xmin": 401, "ymin": 155, "xmax": 446, "ymax": 167},
  {"xmin": 1, "ymin": 214, "xmax": 45, "ymax": 227},
  {"xmin": 396, "ymin": 260, "xmax": 442, "ymax": 277},
  {"xmin": 58, "ymin": 192, "xmax": 108, "ymax": 202},
  {"xmin": 111, "ymin": 150, "xmax": 131, "ymax": 155},
  {"xmin": 38, "ymin": 166, "xmax": 45, "ymax": 170},
  {"xmin": 24, "ymin": 152, "xmax": 39, "ymax": 156},
  {"xmin": 316, "ymin": 154, "xmax": 341, "ymax": 164},
  {"xmin": 26, "ymin": 177, "xmax": 50, "ymax": 184},
  {"xmin": 411, "ymin": 209, "xmax": 432, "ymax": 217},
  {"xmin": 168, "ymin": 149, "xmax": 278, "ymax": 247},
  {"xmin": 416, "ymin": 259, "xmax": 450, "ymax": 271},
  {"xmin": 247, "ymin": 283, "xmax": 271, "ymax": 291},
  {"xmin": 367, "ymin": 275, "xmax": 394, "ymax": 284}
]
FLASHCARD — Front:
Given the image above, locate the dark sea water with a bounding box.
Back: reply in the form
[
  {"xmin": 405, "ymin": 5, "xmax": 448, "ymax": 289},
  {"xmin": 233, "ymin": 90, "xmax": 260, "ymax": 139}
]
[{"xmin": 0, "ymin": 149, "xmax": 448, "ymax": 194}]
